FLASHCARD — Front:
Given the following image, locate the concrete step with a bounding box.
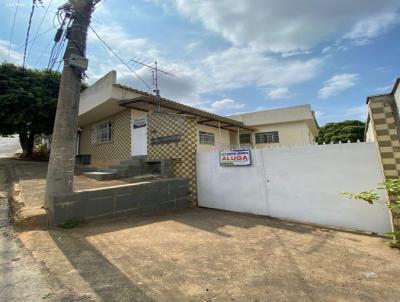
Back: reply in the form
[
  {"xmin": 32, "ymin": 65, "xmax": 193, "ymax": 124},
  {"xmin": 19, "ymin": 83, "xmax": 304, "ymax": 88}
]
[{"xmin": 83, "ymin": 171, "xmax": 118, "ymax": 181}]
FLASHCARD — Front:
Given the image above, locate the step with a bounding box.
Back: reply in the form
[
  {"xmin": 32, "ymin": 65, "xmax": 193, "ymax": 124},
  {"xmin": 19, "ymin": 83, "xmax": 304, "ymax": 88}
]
[{"xmin": 83, "ymin": 171, "xmax": 118, "ymax": 181}]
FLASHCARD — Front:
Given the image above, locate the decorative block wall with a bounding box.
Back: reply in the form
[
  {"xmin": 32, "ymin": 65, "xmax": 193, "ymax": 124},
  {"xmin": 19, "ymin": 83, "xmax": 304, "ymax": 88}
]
[
  {"xmin": 147, "ymin": 112, "xmax": 197, "ymax": 205},
  {"xmin": 80, "ymin": 109, "xmax": 131, "ymax": 165},
  {"xmin": 368, "ymin": 96, "xmax": 400, "ymax": 229}
]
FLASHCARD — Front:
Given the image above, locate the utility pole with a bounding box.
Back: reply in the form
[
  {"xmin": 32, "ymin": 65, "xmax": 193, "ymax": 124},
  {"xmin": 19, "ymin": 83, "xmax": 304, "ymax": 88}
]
[{"xmin": 45, "ymin": 0, "xmax": 95, "ymax": 211}]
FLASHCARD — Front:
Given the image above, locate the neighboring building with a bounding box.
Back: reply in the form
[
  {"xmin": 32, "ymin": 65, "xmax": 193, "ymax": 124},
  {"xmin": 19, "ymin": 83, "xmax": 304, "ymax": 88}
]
[
  {"xmin": 78, "ymin": 71, "xmax": 318, "ymax": 167},
  {"xmin": 228, "ymin": 105, "xmax": 318, "ymax": 148},
  {"xmin": 365, "ymin": 77, "xmax": 400, "ymax": 179}
]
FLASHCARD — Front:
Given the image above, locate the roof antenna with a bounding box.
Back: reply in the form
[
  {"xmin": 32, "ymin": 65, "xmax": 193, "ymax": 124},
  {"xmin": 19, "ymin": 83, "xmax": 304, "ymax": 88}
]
[{"xmin": 128, "ymin": 59, "xmax": 175, "ymax": 112}]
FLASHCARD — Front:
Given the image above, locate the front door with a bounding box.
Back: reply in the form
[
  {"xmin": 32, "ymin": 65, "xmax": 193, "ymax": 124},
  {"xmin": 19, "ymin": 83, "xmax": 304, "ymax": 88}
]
[{"xmin": 131, "ymin": 116, "xmax": 147, "ymax": 156}]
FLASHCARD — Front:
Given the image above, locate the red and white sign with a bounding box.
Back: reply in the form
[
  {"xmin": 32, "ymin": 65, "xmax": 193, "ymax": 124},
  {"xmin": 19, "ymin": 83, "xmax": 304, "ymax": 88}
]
[{"xmin": 220, "ymin": 149, "xmax": 251, "ymax": 167}]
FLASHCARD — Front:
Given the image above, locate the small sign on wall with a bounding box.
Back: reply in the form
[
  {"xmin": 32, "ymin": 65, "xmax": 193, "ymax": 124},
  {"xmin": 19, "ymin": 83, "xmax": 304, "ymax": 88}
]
[
  {"xmin": 220, "ymin": 149, "xmax": 251, "ymax": 167},
  {"xmin": 133, "ymin": 116, "xmax": 147, "ymax": 128}
]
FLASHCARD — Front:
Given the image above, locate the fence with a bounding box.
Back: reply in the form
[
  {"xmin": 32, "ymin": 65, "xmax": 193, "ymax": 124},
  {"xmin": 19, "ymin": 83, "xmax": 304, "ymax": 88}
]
[{"xmin": 196, "ymin": 142, "xmax": 392, "ymax": 234}]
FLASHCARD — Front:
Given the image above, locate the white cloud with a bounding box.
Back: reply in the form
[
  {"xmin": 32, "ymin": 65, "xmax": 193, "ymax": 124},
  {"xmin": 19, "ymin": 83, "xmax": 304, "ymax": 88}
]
[
  {"xmin": 344, "ymin": 12, "xmax": 399, "ymax": 44},
  {"xmin": 267, "ymin": 87, "xmax": 292, "ymax": 99},
  {"xmin": 167, "ymin": 0, "xmax": 400, "ymax": 53},
  {"xmin": 199, "ymin": 46, "xmax": 321, "ymax": 93},
  {"xmin": 208, "ymin": 98, "xmax": 245, "ymax": 112},
  {"xmin": 0, "ymin": 40, "xmax": 23, "ymax": 64},
  {"xmin": 345, "ymin": 105, "xmax": 368, "ymax": 120},
  {"xmin": 87, "ymin": 22, "xmax": 323, "ymax": 107},
  {"xmin": 318, "ymin": 73, "xmax": 358, "ymax": 99}
]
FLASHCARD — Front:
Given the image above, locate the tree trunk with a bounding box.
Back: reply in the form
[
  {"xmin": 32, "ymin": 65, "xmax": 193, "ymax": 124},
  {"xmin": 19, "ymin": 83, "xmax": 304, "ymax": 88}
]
[{"xmin": 19, "ymin": 132, "xmax": 35, "ymax": 157}]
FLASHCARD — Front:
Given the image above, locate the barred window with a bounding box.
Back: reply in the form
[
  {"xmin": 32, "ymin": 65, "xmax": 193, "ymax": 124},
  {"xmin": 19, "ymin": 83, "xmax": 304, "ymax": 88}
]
[
  {"xmin": 255, "ymin": 131, "xmax": 279, "ymax": 144},
  {"xmin": 240, "ymin": 133, "xmax": 251, "ymax": 144},
  {"xmin": 92, "ymin": 121, "xmax": 112, "ymax": 144},
  {"xmin": 199, "ymin": 131, "xmax": 215, "ymax": 145}
]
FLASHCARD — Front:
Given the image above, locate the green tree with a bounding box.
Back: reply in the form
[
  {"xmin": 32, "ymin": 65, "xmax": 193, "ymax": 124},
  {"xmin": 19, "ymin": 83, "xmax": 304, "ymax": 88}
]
[
  {"xmin": 0, "ymin": 63, "xmax": 61, "ymax": 157},
  {"xmin": 317, "ymin": 120, "xmax": 365, "ymax": 144}
]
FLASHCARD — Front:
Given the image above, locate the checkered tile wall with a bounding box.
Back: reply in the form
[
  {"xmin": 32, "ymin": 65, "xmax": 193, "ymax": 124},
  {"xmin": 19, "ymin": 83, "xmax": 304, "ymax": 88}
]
[
  {"xmin": 80, "ymin": 109, "xmax": 131, "ymax": 162},
  {"xmin": 147, "ymin": 112, "xmax": 197, "ymax": 205},
  {"xmin": 368, "ymin": 95, "xmax": 400, "ymax": 229}
]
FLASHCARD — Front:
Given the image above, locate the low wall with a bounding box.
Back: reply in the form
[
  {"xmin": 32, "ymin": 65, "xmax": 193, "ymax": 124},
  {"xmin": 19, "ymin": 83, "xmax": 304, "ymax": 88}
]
[{"xmin": 49, "ymin": 178, "xmax": 189, "ymax": 225}]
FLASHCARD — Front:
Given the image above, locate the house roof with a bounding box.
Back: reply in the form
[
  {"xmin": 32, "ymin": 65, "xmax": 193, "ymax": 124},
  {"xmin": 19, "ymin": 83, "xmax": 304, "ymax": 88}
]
[{"xmin": 115, "ymin": 84, "xmax": 254, "ymax": 132}]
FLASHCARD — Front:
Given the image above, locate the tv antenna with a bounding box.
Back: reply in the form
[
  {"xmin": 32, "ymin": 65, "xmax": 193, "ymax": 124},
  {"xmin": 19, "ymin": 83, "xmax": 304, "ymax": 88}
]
[{"xmin": 128, "ymin": 59, "xmax": 175, "ymax": 112}]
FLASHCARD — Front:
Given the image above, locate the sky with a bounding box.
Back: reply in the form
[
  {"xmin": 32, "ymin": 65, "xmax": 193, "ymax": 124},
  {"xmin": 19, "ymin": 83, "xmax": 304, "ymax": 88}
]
[{"xmin": 1, "ymin": 0, "xmax": 400, "ymax": 125}]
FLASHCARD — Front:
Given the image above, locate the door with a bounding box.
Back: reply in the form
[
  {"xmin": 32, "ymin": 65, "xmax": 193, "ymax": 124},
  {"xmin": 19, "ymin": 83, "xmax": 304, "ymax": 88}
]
[{"xmin": 131, "ymin": 116, "xmax": 147, "ymax": 156}]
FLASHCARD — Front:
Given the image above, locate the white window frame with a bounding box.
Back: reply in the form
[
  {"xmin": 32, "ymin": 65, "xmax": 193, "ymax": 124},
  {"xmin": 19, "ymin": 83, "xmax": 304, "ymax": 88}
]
[
  {"xmin": 199, "ymin": 131, "xmax": 215, "ymax": 145},
  {"xmin": 91, "ymin": 120, "xmax": 112, "ymax": 144},
  {"xmin": 255, "ymin": 131, "xmax": 279, "ymax": 144}
]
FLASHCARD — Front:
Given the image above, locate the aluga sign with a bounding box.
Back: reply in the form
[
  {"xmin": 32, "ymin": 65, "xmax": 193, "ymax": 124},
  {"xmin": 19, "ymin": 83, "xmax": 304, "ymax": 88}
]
[{"xmin": 220, "ymin": 149, "xmax": 251, "ymax": 167}]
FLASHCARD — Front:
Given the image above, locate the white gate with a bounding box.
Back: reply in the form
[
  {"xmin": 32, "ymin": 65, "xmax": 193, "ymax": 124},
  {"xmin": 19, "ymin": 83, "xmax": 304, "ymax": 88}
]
[
  {"xmin": 131, "ymin": 116, "xmax": 147, "ymax": 156},
  {"xmin": 197, "ymin": 143, "xmax": 392, "ymax": 234}
]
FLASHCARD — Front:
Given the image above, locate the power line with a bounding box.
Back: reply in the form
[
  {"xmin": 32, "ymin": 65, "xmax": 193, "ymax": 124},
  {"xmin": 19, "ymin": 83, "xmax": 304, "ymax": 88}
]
[
  {"xmin": 26, "ymin": 0, "xmax": 54, "ymax": 61},
  {"xmin": 7, "ymin": 0, "xmax": 20, "ymax": 61},
  {"xmin": 89, "ymin": 25, "xmax": 151, "ymax": 90},
  {"xmin": 23, "ymin": 0, "xmax": 38, "ymax": 68}
]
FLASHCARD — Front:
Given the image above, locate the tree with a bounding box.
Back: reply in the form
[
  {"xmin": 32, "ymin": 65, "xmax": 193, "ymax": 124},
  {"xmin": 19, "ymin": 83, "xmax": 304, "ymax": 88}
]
[
  {"xmin": 317, "ymin": 120, "xmax": 365, "ymax": 144},
  {"xmin": 0, "ymin": 63, "xmax": 60, "ymax": 157}
]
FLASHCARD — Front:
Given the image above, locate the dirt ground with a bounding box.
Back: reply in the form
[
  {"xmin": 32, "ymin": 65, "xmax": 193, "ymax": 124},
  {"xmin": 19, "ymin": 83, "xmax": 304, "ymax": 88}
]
[
  {"xmin": 2, "ymin": 158, "xmax": 400, "ymax": 301},
  {"xmin": 14, "ymin": 208, "xmax": 400, "ymax": 302}
]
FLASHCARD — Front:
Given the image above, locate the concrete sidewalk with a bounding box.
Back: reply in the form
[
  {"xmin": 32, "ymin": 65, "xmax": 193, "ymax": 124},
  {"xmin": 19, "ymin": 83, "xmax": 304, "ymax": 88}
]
[{"xmin": 0, "ymin": 160, "xmax": 94, "ymax": 301}]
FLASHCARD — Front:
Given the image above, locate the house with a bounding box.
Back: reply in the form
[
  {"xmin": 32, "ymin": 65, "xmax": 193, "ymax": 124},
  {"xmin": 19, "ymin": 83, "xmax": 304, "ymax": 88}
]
[
  {"xmin": 228, "ymin": 105, "xmax": 318, "ymax": 148},
  {"xmin": 78, "ymin": 71, "xmax": 318, "ymax": 167}
]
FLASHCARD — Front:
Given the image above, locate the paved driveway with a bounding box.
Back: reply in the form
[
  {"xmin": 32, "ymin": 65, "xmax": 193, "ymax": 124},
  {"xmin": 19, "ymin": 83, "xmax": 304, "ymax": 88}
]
[{"xmin": 17, "ymin": 208, "xmax": 400, "ymax": 302}]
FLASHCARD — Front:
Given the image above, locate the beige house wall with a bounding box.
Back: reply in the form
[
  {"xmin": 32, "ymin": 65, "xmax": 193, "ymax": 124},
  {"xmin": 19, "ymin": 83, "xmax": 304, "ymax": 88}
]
[
  {"xmin": 196, "ymin": 124, "xmax": 231, "ymax": 152},
  {"xmin": 251, "ymin": 121, "xmax": 315, "ymax": 148},
  {"xmin": 79, "ymin": 109, "xmax": 131, "ymax": 167}
]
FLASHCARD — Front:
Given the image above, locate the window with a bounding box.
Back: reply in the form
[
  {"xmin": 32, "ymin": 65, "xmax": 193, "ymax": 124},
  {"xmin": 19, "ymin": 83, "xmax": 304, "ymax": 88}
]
[
  {"xmin": 92, "ymin": 120, "xmax": 112, "ymax": 144},
  {"xmin": 199, "ymin": 131, "xmax": 215, "ymax": 145},
  {"xmin": 239, "ymin": 133, "xmax": 251, "ymax": 144},
  {"xmin": 255, "ymin": 131, "xmax": 279, "ymax": 144}
]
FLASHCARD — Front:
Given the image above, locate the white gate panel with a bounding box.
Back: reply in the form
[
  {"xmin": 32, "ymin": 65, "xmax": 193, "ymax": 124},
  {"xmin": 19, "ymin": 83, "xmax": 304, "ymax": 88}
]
[
  {"xmin": 263, "ymin": 144, "xmax": 392, "ymax": 234},
  {"xmin": 196, "ymin": 143, "xmax": 393, "ymax": 234},
  {"xmin": 197, "ymin": 151, "xmax": 270, "ymax": 215}
]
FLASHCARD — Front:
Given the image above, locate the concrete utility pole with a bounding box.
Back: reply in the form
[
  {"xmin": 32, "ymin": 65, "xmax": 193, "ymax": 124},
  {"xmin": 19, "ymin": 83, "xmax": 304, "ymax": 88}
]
[{"xmin": 45, "ymin": 0, "xmax": 95, "ymax": 209}]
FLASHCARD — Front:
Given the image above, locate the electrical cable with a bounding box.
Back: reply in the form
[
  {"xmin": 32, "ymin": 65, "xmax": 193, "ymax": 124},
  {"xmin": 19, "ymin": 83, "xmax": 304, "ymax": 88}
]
[
  {"xmin": 23, "ymin": 0, "xmax": 38, "ymax": 68},
  {"xmin": 89, "ymin": 25, "xmax": 151, "ymax": 90},
  {"xmin": 26, "ymin": 0, "xmax": 53, "ymax": 61},
  {"xmin": 7, "ymin": 0, "xmax": 20, "ymax": 62}
]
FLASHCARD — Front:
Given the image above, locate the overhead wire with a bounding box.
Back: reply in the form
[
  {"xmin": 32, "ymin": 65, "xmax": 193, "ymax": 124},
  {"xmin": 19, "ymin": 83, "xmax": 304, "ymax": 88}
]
[
  {"xmin": 7, "ymin": 0, "xmax": 20, "ymax": 61},
  {"xmin": 23, "ymin": 0, "xmax": 39, "ymax": 68},
  {"xmin": 26, "ymin": 0, "xmax": 54, "ymax": 62},
  {"xmin": 89, "ymin": 25, "xmax": 151, "ymax": 91}
]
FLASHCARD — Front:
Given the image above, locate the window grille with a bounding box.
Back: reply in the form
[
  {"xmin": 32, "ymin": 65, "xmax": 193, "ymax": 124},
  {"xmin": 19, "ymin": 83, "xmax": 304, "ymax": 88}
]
[
  {"xmin": 199, "ymin": 131, "xmax": 215, "ymax": 145},
  {"xmin": 239, "ymin": 133, "xmax": 251, "ymax": 144},
  {"xmin": 92, "ymin": 121, "xmax": 112, "ymax": 144},
  {"xmin": 255, "ymin": 131, "xmax": 279, "ymax": 144}
]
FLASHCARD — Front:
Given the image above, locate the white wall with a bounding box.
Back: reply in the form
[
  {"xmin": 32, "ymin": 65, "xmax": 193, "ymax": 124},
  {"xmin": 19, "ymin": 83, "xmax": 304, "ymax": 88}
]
[{"xmin": 197, "ymin": 143, "xmax": 392, "ymax": 234}]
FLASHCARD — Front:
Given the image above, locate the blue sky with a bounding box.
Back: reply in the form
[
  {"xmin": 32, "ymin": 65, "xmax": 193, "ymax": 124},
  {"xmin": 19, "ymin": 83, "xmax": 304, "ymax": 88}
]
[{"xmin": 1, "ymin": 0, "xmax": 400, "ymax": 125}]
